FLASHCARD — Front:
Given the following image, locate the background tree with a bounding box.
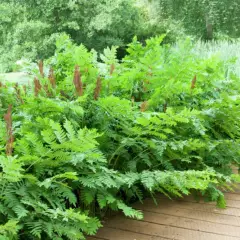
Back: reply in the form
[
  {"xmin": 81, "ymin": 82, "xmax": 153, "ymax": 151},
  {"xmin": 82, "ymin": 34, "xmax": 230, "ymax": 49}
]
[
  {"xmin": 0, "ymin": 0, "xmax": 183, "ymax": 72},
  {"xmin": 143, "ymin": 0, "xmax": 240, "ymax": 40},
  {"xmin": 1, "ymin": 0, "xmax": 240, "ymax": 72}
]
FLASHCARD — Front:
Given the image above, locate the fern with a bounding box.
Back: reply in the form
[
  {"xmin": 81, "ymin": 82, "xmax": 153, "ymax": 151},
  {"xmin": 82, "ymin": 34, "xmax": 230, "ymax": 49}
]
[{"xmin": 0, "ymin": 36, "xmax": 240, "ymax": 239}]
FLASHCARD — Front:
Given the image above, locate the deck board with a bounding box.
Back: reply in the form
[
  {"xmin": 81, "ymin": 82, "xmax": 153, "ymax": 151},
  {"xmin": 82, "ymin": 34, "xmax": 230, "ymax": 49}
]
[
  {"xmin": 106, "ymin": 218, "xmax": 239, "ymax": 240},
  {"xmin": 140, "ymin": 198, "xmax": 240, "ymax": 216},
  {"xmin": 95, "ymin": 227, "xmax": 168, "ymax": 240},
  {"xmin": 156, "ymin": 195, "xmax": 240, "ymax": 208},
  {"xmin": 137, "ymin": 203, "xmax": 240, "ymax": 226},
  {"xmin": 87, "ymin": 192, "xmax": 240, "ymax": 240}
]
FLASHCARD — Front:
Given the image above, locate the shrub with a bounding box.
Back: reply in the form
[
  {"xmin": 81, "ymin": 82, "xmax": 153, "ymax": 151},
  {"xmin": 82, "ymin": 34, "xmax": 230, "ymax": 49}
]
[{"xmin": 0, "ymin": 35, "xmax": 239, "ymax": 239}]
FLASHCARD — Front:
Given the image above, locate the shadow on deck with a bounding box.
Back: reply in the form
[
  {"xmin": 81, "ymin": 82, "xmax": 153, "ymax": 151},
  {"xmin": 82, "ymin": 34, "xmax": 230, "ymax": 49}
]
[{"xmin": 88, "ymin": 187, "xmax": 240, "ymax": 239}]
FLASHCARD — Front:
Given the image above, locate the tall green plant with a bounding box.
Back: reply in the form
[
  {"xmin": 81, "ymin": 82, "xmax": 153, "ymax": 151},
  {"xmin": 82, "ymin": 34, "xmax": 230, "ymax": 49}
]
[{"xmin": 0, "ymin": 35, "xmax": 239, "ymax": 239}]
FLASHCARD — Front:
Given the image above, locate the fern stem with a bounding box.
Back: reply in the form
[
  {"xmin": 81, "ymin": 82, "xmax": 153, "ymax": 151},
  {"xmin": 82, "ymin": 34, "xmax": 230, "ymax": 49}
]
[{"xmin": 108, "ymin": 145, "xmax": 124, "ymax": 165}]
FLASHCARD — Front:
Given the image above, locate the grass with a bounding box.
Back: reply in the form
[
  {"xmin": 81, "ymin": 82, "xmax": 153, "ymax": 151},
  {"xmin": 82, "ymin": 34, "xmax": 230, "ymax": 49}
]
[{"xmin": 193, "ymin": 40, "xmax": 240, "ymax": 76}]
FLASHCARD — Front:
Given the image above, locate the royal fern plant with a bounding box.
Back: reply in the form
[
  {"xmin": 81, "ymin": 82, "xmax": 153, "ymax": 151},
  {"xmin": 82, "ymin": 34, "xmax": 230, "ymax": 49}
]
[{"xmin": 0, "ymin": 35, "xmax": 240, "ymax": 239}]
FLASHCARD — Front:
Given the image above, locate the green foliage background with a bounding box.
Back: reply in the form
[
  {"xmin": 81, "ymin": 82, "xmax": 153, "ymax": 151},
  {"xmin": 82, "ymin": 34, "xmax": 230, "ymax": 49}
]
[
  {"xmin": 2, "ymin": 0, "xmax": 240, "ymax": 72},
  {"xmin": 0, "ymin": 0, "xmax": 183, "ymax": 72}
]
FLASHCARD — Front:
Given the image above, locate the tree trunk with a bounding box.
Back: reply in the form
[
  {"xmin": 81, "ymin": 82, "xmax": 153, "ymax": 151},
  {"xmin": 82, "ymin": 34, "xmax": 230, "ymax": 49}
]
[{"xmin": 206, "ymin": 14, "xmax": 213, "ymax": 40}]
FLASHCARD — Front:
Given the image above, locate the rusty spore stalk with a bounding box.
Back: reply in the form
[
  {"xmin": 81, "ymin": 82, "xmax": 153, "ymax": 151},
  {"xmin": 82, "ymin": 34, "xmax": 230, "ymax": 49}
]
[
  {"xmin": 94, "ymin": 76, "xmax": 102, "ymax": 100},
  {"xmin": 73, "ymin": 65, "xmax": 83, "ymax": 96}
]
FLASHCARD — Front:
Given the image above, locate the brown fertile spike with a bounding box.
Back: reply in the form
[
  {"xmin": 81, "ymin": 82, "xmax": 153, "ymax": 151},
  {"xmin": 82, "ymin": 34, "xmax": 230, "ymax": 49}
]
[
  {"xmin": 94, "ymin": 76, "xmax": 102, "ymax": 100},
  {"xmin": 78, "ymin": 77, "xmax": 83, "ymax": 97},
  {"xmin": 191, "ymin": 75, "xmax": 197, "ymax": 89},
  {"xmin": 48, "ymin": 68, "xmax": 56, "ymax": 88},
  {"xmin": 34, "ymin": 77, "xmax": 42, "ymax": 96},
  {"xmin": 38, "ymin": 60, "xmax": 44, "ymax": 77},
  {"xmin": 4, "ymin": 105, "xmax": 14, "ymax": 156},
  {"xmin": 73, "ymin": 65, "xmax": 83, "ymax": 96},
  {"xmin": 140, "ymin": 101, "xmax": 148, "ymax": 112},
  {"xmin": 73, "ymin": 65, "xmax": 79, "ymax": 86},
  {"xmin": 110, "ymin": 63, "xmax": 115, "ymax": 75}
]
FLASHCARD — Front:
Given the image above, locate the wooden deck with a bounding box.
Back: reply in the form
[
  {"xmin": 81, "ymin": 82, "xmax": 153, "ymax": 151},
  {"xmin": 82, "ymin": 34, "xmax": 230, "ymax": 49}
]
[{"xmin": 88, "ymin": 190, "xmax": 240, "ymax": 240}]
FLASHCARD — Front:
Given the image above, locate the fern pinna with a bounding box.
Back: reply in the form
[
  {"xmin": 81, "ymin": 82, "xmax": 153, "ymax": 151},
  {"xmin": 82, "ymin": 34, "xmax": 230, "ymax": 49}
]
[{"xmin": 0, "ymin": 35, "xmax": 240, "ymax": 239}]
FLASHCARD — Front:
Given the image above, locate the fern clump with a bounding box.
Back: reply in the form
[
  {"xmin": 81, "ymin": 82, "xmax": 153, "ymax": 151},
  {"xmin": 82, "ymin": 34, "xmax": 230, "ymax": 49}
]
[{"xmin": 0, "ymin": 35, "xmax": 240, "ymax": 239}]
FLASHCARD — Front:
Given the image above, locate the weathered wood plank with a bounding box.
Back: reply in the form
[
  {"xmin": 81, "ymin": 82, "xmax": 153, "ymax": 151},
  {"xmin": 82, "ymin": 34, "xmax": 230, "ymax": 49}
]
[
  {"xmin": 88, "ymin": 190, "xmax": 240, "ymax": 239},
  {"xmin": 157, "ymin": 195, "xmax": 240, "ymax": 208},
  {"xmin": 136, "ymin": 198, "xmax": 240, "ymax": 217},
  {"xmin": 136, "ymin": 203, "xmax": 240, "ymax": 226},
  {"xmin": 106, "ymin": 217, "xmax": 239, "ymax": 240},
  {"xmin": 225, "ymin": 193, "xmax": 240, "ymax": 201},
  {"xmin": 87, "ymin": 237, "xmax": 105, "ymax": 240},
  {"xmin": 139, "ymin": 211, "xmax": 240, "ymax": 237},
  {"xmin": 95, "ymin": 227, "xmax": 168, "ymax": 240}
]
